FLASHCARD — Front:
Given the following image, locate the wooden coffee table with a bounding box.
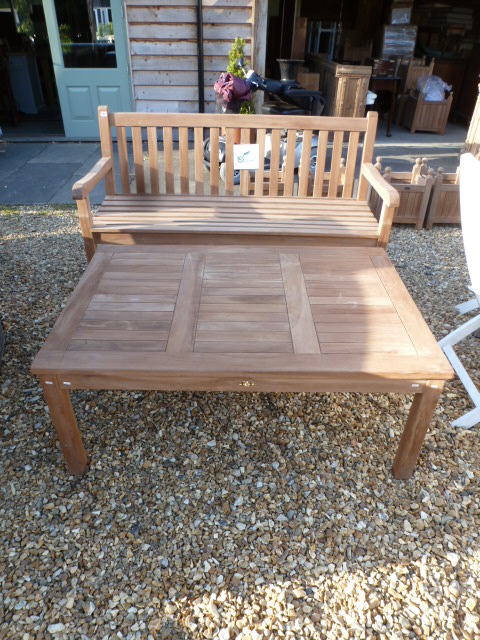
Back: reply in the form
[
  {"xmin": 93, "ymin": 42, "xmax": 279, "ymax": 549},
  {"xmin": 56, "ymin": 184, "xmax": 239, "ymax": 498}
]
[{"xmin": 31, "ymin": 244, "xmax": 453, "ymax": 479}]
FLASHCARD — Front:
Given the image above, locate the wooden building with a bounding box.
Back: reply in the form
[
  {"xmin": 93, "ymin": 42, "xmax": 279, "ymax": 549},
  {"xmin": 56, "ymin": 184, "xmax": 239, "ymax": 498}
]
[{"xmin": 126, "ymin": 0, "xmax": 266, "ymax": 114}]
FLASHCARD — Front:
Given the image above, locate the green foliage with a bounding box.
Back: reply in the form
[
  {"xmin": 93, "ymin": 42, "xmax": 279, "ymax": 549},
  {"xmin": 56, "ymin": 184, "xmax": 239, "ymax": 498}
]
[
  {"xmin": 226, "ymin": 37, "xmax": 247, "ymax": 77},
  {"xmin": 226, "ymin": 37, "xmax": 255, "ymax": 114},
  {"xmin": 59, "ymin": 24, "xmax": 72, "ymax": 54},
  {"xmin": 98, "ymin": 22, "xmax": 114, "ymax": 38},
  {"xmin": 12, "ymin": 0, "xmax": 33, "ymax": 37}
]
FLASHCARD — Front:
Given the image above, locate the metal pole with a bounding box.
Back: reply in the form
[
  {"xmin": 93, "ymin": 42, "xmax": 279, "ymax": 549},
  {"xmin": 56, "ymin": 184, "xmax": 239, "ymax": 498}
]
[{"xmin": 196, "ymin": 0, "xmax": 205, "ymax": 113}]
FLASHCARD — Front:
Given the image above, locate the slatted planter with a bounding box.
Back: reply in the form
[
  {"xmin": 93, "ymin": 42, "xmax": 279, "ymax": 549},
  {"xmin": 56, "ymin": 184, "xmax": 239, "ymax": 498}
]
[
  {"xmin": 402, "ymin": 92, "xmax": 453, "ymax": 135},
  {"xmin": 369, "ymin": 158, "xmax": 434, "ymax": 230},
  {"xmin": 424, "ymin": 167, "xmax": 460, "ymax": 229}
]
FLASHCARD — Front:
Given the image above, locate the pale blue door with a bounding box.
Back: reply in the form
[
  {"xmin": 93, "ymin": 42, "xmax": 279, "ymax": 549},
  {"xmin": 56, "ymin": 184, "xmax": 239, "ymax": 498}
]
[{"xmin": 42, "ymin": 0, "xmax": 133, "ymax": 139}]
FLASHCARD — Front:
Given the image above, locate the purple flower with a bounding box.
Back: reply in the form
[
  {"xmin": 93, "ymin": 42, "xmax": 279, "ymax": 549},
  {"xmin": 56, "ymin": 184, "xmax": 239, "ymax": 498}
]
[{"xmin": 214, "ymin": 72, "xmax": 252, "ymax": 104}]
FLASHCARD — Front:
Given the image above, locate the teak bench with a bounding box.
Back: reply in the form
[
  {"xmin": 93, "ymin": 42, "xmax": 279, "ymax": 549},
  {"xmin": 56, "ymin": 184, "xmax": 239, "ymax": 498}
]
[{"xmin": 72, "ymin": 107, "xmax": 399, "ymax": 261}]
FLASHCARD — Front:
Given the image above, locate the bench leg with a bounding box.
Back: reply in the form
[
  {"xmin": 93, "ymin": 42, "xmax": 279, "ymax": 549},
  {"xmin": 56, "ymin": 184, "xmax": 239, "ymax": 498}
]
[
  {"xmin": 40, "ymin": 376, "xmax": 88, "ymax": 475},
  {"xmin": 76, "ymin": 198, "xmax": 97, "ymax": 263},
  {"xmin": 392, "ymin": 381, "xmax": 443, "ymax": 479}
]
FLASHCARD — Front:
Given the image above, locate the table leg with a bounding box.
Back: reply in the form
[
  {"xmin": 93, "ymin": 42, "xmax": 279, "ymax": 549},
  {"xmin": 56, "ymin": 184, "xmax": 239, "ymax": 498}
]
[
  {"xmin": 392, "ymin": 381, "xmax": 443, "ymax": 479},
  {"xmin": 40, "ymin": 376, "xmax": 88, "ymax": 476}
]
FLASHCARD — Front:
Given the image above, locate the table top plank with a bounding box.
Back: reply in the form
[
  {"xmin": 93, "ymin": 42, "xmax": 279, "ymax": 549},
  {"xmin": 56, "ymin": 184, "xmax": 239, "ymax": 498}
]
[
  {"xmin": 166, "ymin": 251, "xmax": 205, "ymax": 353},
  {"xmin": 280, "ymin": 253, "xmax": 320, "ymax": 354},
  {"xmin": 371, "ymin": 254, "xmax": 446, "ymax": 357},
  {"xmin": 41, "ymin": 251, "xmax": 112, "ymax": 353}
]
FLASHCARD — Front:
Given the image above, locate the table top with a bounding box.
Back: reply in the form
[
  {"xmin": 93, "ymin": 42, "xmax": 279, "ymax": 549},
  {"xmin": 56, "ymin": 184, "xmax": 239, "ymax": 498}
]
[{"xmin": 31, "ymin": 244, "xmax": 453, "ymax": 392}]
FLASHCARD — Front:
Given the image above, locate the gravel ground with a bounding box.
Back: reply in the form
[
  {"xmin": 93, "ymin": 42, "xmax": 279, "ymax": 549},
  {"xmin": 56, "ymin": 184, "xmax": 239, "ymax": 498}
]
[{"xmin": 1, "ymin": 209, "xmax": 480, "ymax": 640}]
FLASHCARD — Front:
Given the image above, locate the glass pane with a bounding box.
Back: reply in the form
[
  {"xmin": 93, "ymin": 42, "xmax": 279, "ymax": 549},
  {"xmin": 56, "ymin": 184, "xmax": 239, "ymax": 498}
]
[{"xmin": 53, "ymin": 0, "xmax": 117, "ymax": 68}]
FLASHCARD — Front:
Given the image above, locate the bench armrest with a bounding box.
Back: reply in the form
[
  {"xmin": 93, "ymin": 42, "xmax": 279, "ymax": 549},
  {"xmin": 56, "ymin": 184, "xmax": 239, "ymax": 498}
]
[
  {"xmin": 72, "ymin": 156, "xmax": 114, "ymax": 200},
  {"xmin": 361, "ymin": 162, "xmax": 400, "ymax": 208}
]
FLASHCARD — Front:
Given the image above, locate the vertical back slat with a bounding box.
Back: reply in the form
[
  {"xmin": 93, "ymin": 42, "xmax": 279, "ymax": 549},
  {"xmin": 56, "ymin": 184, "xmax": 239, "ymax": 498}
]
[
  {"xmin": 239, "ymin": 128, "xmax": 251, "ymax": 196},
  {"xmin": 224, "ymin": 128, "xmax": 235, "ymax": 196},
  {"xmin": 132, "ymin": 126, "xmax": 145, "ymax": 194},
  {"xmin": 328, "ymin": 131, "xmax": 344, "ymax": 198},
  {"xmin": 163, "ymin": 126, "xmax": 174, "ymax": 194},
  {"xmin": 179, "ymin": 127, "xmax": 190, "ymax": 194},
  {"xmin": 313, "ymin": 130, "xmax": 328, "ymax": 198},
  {"xmin": 209, "ymin": 127, "xmax": 220, "ymax": 196},
  {"xmin": 147, "ymin": 126, "xmax": 159, "ymax": 195},
  {"xmin": 117, "ymin": 126, "xmax": 130, "ymax": 194},
  {"xmin": 343, "ymin": 131, "xmax": 359, "ymax": 198},
  {"xmin": 298, "ymin": 129, "xmax": 313, "ymax": 197},
  {"xmin": 99, "ymin": 106, "xmax": 116, "ymax": 195},
  {"xmin": 254, "ymin": 129, "xmax": 266, "ymax": 196},
  {"xmin": 282, "ymin": 129, "xmax": 297, "ymax": 197},
  {"xmin": 194, "ymin": 127, "xmax": 204, "ymax": 195},
  {"xmin": 268, "ymin": 129, "xmax": 282, "ymax": 196},
  {"xmin": 358, "ymin": 111, "xmax": 378, "ymax": 200}
]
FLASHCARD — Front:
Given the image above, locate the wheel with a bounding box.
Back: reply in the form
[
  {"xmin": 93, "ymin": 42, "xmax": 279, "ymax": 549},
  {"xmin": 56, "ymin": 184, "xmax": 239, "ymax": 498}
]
[
  {"xmin": 219, "ymin": 163, "xmax": 241, "ymax": 185},
  {"xmin": 309, "ymin": 147, "xmax": 318, "ymax": 173}
]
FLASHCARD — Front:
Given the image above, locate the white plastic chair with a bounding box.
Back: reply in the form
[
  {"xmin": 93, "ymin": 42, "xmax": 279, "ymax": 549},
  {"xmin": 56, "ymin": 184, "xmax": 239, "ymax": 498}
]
[{"xmin": 438, "ymin": 153, "xmax": 480, "ymax": 428}]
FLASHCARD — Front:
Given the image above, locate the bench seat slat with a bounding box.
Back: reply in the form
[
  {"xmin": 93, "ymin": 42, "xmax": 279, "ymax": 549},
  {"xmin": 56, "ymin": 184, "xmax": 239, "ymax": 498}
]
[
  {"xmin": 93, "ymin": 224, "xmax": 378, "ymax": 237},
  {"xmin": 94, "ymin": 195, "xmax": 379, "ymax": 238}
]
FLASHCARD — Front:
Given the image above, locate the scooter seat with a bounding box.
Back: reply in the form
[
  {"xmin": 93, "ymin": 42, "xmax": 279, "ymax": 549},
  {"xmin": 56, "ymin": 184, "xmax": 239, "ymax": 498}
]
[{"xmin": 261, "ymin": 101, "xmax": 310, "ymax": 116}]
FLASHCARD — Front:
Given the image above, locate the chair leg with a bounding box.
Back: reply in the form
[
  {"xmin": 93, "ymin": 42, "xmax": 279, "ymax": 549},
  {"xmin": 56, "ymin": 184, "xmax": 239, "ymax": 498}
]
[
  {"xmin": 456, "ymin": 298, "xmax": 479, "ymax": 315},
  {"xmin": 439, "ymin": 313, "xmax": 480, "ymax": 429}
]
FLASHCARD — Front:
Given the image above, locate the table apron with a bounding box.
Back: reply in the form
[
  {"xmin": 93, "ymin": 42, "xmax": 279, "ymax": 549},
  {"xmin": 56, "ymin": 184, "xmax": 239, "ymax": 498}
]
[{"xmin": 49, "ymin": 372, "xmax": 435, "ymax": 394}]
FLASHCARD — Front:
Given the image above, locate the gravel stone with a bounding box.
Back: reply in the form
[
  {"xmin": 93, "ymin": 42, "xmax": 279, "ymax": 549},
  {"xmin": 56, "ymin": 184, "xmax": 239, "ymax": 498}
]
[{"xmin": 1, "ymin": 209, "xmax": 480, "ymax": 639}]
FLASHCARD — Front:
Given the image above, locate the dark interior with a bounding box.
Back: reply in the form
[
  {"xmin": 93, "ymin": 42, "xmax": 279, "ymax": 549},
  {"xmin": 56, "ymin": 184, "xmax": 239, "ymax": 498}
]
[{"xmin": 266, "ymin": 0, "xmax": 480, "ymax": 123}]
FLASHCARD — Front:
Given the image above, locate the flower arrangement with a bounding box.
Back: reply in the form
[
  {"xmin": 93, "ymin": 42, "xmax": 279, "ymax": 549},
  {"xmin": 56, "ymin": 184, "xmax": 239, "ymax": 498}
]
[{"xmin": 214, "ymin": 38, "xmax": 255, "ymax": 114}]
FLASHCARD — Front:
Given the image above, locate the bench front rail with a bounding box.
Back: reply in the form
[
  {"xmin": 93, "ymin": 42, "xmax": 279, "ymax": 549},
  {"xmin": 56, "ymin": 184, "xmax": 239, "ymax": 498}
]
[{"xmin": 73, "ymin": 108, "xmax": 399, "ymax": 261}]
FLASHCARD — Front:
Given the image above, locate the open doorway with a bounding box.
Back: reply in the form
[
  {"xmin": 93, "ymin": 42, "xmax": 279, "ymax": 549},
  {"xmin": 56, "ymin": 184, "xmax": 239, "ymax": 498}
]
[{"xmin": 0, "ymin": 0, "xmax": 64, "ymax": 139}]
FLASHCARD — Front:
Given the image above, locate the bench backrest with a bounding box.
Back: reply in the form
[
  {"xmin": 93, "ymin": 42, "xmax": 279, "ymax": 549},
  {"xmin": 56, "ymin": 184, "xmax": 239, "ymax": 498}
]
[{"xmin": 98, "ymin": 106, "xmax": 378, "ymax": 200}]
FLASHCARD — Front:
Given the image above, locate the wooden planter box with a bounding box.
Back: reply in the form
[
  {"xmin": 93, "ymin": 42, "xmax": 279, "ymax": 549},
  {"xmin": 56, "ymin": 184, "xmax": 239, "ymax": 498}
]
[
  {"xmin": 369, "ymin": 158, "xmax": 434, "ymax": 230},
  {"xmin": 424, "ymin": 167, "xmax": 460, "ymax": 229},
  {"xmin": 403, "ymin": 92, "xmax": 453, "ymax": 135}
]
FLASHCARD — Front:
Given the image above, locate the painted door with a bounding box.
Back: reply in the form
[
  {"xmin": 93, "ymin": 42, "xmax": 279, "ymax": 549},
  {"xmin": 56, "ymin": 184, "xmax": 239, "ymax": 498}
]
[{"xmin": 42, "ymin": 0, "xmax": 133, "ymax": 138}]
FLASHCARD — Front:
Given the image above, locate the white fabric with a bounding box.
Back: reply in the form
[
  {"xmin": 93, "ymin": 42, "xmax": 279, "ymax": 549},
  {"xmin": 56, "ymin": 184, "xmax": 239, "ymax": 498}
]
[
  {"xmin": 460, "ymin": 154, "xmax": 480, "ymax": 299},
  {"xmin": 438, "ymin": 154, "xmax": 480, "ymax": 428}
]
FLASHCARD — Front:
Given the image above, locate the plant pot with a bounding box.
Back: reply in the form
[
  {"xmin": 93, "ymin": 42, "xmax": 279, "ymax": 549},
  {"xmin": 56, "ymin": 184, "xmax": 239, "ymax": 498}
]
[{"xmin": 277, "ymin": 59, "xmax": 304, "ymax": 81}]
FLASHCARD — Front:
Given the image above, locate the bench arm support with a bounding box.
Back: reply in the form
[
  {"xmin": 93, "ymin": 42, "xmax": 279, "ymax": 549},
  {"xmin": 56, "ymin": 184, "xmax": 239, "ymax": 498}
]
[
  {"xmin": 361, "ymin": 162, "xmax": 400, "ymax": 248},
  {"xmin": 72, "ymin": 156, "xmax": 114, "ymax": 200},
  {"xmin": 361, "ymin": 162, "xmax": 400, "ymax": 208},
  {"xmin": 72, "ymin": 157, "xmax": 113, "ymax": 263}
]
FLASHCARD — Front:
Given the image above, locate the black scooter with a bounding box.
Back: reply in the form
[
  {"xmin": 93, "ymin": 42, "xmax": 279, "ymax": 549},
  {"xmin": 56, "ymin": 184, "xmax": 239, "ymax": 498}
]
[{"xmin": 204, "ymin": 65, "xmax": 326, "ymax": 184}]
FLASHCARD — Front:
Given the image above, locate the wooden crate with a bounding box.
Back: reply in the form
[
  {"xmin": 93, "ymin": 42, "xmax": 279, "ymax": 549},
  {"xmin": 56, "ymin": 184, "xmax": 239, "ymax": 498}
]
[
  {"xmin": 369, "ymin": 157, "xmax": 434, "ymax": 230},
  {"xmin": 424, "ymin": 167, "xmax": 460, "ymax": 229},
  {"xmin": 402, "ymin": 92, "xmax": 453, "ymax": 134},
  {"xmin": 314, "ymin": 60, "xmax": 371, "ymax": 118}
]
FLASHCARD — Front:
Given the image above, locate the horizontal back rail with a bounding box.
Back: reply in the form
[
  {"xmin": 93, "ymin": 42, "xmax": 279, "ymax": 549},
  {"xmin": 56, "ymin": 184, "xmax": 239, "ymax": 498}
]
[
  {"xmin": 109, "ymin": 111, "xmax": 374, "ymax": 132},
  {"xmin": 99, "ymin": 107, "xmax": 378, "ymax": 200}
]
